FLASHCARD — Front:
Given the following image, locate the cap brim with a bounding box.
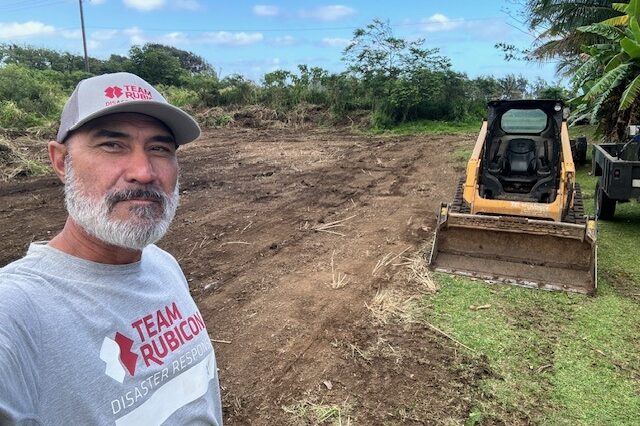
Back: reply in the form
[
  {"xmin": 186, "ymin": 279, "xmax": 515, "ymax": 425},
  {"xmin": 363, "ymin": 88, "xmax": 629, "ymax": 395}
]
[{"xmin": 66, "ymin": 101, "xmax": 201, "ymax": 145}]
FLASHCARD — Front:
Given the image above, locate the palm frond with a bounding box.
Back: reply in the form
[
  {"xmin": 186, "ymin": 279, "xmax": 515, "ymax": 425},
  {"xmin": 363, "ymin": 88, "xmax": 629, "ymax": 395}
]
[
  {"xmin": 591, "ymin": 88, "xmax": 614, "ymax": 122},
  {"xmin": 601, "ymin": 15, "xmax": 629, "ymax": 26},
  {"xmin": 577, "ymin": 23, "xmax": 625, "ymax": 39},
  {"xmin": 620, "ymin": 73, "xmax": 640, "ymax": 109},
  {"xmin": 604, "ymin": 52, "xmax": 627, "ymax": 73},
  {"xmin": 585, "ymin": 63, "xmax": 631, "ymax": 100},
  {"xmin": 612, "ymin": 3, "xmax": 629, "ymax": 13},
  {"xmin": 621, "ymin": 36, "xmax": 640, "ymax": 58}
]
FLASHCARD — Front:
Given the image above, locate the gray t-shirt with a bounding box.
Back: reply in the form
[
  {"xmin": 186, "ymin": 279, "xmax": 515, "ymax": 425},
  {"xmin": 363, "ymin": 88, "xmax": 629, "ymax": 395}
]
[{"xmin": 0, "ymin": 243, "xmax": 222, "ymax": 425}]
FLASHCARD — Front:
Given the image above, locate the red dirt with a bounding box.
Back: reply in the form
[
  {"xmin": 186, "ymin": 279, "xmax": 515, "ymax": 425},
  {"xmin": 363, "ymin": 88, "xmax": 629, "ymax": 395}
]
[{"xmin": 0, "ymin": 127, "xmax": 491, "ymax": 424}]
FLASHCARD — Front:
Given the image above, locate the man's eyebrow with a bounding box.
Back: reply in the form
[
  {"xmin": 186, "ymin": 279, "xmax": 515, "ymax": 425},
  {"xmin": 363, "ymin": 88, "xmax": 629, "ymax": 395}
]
[
  {"xmin": 151, "ymin": 134, "xmax": 176, "ymax": 144},
  {"xmin": 92, "ymin": 129, "xmax": 176, "ymax": 145},
  {"xmin": 94, "ymin": 129, "xmax": 129, "ymax": 139}
]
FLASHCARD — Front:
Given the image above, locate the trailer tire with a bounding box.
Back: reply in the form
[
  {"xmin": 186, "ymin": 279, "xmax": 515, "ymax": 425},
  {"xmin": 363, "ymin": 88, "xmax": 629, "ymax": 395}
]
[{"xmin": 596, "ymin": 180, "xmax": 616, "ymax": 220}]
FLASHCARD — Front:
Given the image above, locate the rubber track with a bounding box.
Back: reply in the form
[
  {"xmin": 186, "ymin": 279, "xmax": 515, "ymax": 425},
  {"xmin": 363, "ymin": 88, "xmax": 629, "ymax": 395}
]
[
  {"xmin": 563, "ymin": 183, "xmax": 586, "ymax": 225},
  {"xmin": 450, "ymin": 176, "xmax": 470, "ymax": 213}
]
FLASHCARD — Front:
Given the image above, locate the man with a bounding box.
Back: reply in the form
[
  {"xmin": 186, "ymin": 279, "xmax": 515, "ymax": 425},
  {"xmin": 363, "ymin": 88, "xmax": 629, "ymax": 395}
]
[{"xmin": 0, "ymin": 72, "xmax": 223, "ymax": 425}]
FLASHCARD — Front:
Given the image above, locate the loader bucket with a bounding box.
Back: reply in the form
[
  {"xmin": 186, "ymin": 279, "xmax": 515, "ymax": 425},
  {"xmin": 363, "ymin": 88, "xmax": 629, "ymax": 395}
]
[{"xmin": 429, "ymin": 204, "xmax": 597, "ymax": 295}]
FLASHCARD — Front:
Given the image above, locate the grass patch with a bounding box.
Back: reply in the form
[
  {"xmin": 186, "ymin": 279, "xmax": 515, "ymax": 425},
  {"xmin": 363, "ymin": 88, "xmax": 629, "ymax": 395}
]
[
  {"xmin": 282, "ymin": 399, "xmax": 352, "ymax": 425},
  {"xmin": 369, "ymin": 119, "xmax": 479, "ymax": 136},
  {"xmin": 407, "ymin": 143, "xmax": 640, "ymax": 424},
  {"xmin": 424, "ymin": 275, "xmax": 640, "ymax": 424},
  {"xmin": 568, "ymin": 124, "xmax": 600, "ymax": 145},
  {"xmin": 452, "ymin": 146, "xmax": 473, "ymax": 163}
]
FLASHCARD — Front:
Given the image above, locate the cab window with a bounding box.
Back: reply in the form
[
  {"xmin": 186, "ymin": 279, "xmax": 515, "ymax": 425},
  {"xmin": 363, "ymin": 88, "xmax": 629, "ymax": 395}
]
[{"xmin": 501, "ymin": 109, "xmax": 548, "ymax": 133}]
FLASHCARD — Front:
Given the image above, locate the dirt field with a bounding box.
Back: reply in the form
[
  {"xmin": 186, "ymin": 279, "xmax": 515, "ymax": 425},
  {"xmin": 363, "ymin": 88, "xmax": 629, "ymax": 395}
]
[{"xmin": 0, "ymin": 127, "xmax": 492, "ymax": 424}]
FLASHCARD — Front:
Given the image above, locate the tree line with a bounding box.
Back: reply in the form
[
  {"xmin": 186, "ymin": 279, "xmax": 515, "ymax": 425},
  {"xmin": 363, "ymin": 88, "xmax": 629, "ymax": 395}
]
[{"xmin": 0, "ymin": 19, "xmax": 566, "ymax": 132}]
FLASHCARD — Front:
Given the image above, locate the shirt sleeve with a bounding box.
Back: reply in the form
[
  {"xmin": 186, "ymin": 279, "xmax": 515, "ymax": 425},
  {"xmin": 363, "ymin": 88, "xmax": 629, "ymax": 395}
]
[{"xmin": 0, "ymin": 277, "xmax": 41, "ymax": 425}]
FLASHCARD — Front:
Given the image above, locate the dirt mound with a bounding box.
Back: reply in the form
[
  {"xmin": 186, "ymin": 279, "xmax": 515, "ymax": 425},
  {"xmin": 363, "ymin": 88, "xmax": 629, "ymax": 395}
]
[
  {"xmin": 191, "ymin": 104, "xmax": 335, "ymax": 131},
  {"xmin": 0, "ymin": 137, "xmax": 50, "ymax": 181}
]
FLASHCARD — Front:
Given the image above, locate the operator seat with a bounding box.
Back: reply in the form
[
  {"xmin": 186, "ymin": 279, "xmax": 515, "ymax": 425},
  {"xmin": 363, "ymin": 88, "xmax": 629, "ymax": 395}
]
[{"xmin": 503, "ymin": 138, "xmax": 537, "ymax": 177}]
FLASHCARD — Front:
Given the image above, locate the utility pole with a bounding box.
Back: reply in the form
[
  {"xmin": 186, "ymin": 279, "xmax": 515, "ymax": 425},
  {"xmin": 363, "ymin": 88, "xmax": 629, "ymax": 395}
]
[{"xmin": 78, "ymin": 0, "xmax": 89, "ymax": 72}]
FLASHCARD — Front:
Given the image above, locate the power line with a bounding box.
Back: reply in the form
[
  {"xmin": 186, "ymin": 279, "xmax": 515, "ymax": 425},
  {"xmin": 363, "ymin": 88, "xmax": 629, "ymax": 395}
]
[{"xmin": 0, "ymin": 0, "xmax": 72, "ymax": 12}]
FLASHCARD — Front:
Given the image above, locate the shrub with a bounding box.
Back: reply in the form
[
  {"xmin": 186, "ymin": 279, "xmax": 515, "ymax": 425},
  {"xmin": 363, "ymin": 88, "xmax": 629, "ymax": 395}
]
[
  {"xmin": 0, "ymin": 64, "xmax": 65, "ymax": 124},
  {"xmin": 0, "ymin": 101, "xmax": 42, "ymax": 128},
  {"xmin": 156, "ymin": 84, "xmax": 199, "ymax": 108}
]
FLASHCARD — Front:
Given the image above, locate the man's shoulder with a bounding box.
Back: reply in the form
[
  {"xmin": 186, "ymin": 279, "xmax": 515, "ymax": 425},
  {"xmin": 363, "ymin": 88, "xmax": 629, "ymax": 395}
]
[
  {"xmin": 0, "ymin": 258, "xmax": 44, "ymax": 341},
  {"xmin": 0, "ymin": 250, "xmax": 48, "ymax": 293},
  {"xmin": 143, "ymin": 244, "xmax": 181, "ymax": 269}
]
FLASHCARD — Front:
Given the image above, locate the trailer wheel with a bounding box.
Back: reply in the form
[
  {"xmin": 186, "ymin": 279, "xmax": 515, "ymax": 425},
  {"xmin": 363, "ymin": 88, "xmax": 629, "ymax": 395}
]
[{"xmin": 596, "ymin": 180, "xmax": 616, "ymax": 220}]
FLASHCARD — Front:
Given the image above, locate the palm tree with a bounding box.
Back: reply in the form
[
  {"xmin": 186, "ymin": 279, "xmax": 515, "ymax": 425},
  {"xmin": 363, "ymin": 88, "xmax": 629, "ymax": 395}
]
[{"xmin": 525, "ymin": 0, "xmax": 623, "ymax": 75}]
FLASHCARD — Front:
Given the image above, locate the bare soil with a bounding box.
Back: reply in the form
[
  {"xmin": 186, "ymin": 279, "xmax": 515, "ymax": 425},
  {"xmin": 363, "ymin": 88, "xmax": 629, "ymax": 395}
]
[{"xmin": 0, "ymin": 127, "xmax": 491, "ymax": 424}]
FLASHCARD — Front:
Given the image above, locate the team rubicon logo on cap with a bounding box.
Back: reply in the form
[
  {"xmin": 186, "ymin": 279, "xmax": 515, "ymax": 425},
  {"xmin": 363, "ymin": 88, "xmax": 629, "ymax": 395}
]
[
  {"xmin": 104, "ymin": 86, "xmax": 123, "ymax": 98},
  {"xmin": 104, "ymin": 84, "xmax": 153, "ymax": 106}
]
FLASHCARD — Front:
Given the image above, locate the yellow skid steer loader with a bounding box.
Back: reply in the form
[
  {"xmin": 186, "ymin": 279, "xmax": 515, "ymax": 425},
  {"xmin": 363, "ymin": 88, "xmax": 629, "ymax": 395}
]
[{"xmin": 429, "ymin": 100, "xmax": 597, "ymax": 295}]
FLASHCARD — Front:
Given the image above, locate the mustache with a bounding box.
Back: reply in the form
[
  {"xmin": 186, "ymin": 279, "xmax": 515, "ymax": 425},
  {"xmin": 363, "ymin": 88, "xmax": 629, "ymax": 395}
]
[{"xmin": 106, "ymin": 188, "xmax": 166, "ymax": 210}]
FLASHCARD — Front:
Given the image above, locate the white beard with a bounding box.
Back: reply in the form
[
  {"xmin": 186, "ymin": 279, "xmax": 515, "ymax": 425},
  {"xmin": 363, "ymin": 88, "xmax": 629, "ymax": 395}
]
[{"xmin": 64, "ymin": 157, "xmax": 180, "ymax": 250}]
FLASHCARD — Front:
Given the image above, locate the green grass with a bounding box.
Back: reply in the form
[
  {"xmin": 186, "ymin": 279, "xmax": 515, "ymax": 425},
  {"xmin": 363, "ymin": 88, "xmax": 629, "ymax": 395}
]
[
  {"xmin": 416, "ymin": 140, "xmax": 640, "ymax": 424},
  {"xmin": 369, "ymin": 119, "xmax": 479, "ymax": 136},
  {"xmin": 452, "ymin": 146, "xmax": 473, "ymax": 163}
]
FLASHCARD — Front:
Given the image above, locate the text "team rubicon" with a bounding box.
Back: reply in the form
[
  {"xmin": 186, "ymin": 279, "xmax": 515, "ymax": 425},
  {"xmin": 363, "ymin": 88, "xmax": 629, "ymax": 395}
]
[
  {"xmin": 104, "ymin": 84, "xmax": 153, "ymax": 105},
  {"xmin": 100, "ymin": 302, "xmax": 207, "ymax": 382},
  {"xmin": 132, "ymin": 302, "xmax": 207, "ymax": 368}
]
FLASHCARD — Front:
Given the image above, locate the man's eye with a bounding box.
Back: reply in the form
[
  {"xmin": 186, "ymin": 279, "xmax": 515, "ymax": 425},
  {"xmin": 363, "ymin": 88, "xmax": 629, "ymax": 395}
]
[
  {"xmin": 150, "ymin": 145, "xmax": 175, "ymax": 154},
  {"xmin": 100, "ymin": 142, "xmax": 122, "ymax": 150}
]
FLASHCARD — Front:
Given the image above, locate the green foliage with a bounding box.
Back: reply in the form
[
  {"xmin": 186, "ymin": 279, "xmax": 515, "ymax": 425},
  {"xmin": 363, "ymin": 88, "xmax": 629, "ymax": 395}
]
[
  {"xmin": 128, "ymin": 45, "xmax": 185, "ymax": 86},
  {"xmin": 0, "ymin": 40, "xmax": 562, "ymax": 133},
  {"xmin": 0, "ymin": 100, "xmax": 40, "ymax": 128},
  {"xmin": 567, "ymin": 3, "xmax": 640, "ymax": 136},
  {"xmin": 620, "ymin": 73, "xmax": 640, "ymax": 109},
  {"xmin": 522, "ymin": 1, "xmax": 623, "ymax": 76},
  {"xmin": 156, "ymin": 84, "xmax": 199, "ymax": 108},
  {"xmin": 0, "ymin": 64, "xmax": 65, "ymax": 126},
  {"xmin": 368, "ymin": 119, "xmax": 478, "ymax": 136},
  {"xmin": 180, "ymin": 73, "xmax": 223, "ymax": 107},
  {"xmin": 218, "ymin": 74, "xmax": 257, "ymax": 106},
  {"xmin": 143, "ymin": 43, "xmax": 212, "ymax": 74}
]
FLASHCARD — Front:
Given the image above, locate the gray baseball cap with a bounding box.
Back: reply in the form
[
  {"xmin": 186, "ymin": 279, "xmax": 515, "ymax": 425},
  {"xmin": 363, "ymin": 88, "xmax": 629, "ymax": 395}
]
[{"xmin": 56, "ymin": 72, "xmax": 200, "ymax": 145}]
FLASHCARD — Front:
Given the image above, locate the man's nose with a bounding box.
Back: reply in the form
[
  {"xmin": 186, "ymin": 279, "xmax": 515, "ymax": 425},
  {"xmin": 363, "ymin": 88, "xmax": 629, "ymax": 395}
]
[{"xmin": 124, "ymin": 150, "xmax": 157, "ymax": 184}]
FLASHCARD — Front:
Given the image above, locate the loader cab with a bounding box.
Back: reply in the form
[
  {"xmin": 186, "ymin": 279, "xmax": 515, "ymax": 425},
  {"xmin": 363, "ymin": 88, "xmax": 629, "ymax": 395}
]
[{"xmin": 479, "ymin": 100, "xmax": 564, "ymax": 203}]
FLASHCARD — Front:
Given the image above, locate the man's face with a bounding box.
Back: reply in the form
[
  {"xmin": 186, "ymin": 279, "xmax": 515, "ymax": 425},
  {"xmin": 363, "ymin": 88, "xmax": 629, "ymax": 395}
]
[{"xmin": 63, "ymin": 113, "xmax": 180, "ymax": 250}]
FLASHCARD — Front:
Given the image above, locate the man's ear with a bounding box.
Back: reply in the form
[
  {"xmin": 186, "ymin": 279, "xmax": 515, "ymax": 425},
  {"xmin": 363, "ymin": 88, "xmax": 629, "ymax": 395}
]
[{"xmin": 48, "ymin": 141, "xmax": 68, "ymax": 183}]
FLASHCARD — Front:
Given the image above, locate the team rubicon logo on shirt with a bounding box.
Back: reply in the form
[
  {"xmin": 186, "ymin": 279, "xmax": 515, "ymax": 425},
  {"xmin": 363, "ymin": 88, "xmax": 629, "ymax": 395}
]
[
  {"xmin": 103, "ymin": 84, "xmax": 153, "ymax": 106},
  {"xmin": 100, "ymin": 302, "xmax": 207, "ymax": 383}
]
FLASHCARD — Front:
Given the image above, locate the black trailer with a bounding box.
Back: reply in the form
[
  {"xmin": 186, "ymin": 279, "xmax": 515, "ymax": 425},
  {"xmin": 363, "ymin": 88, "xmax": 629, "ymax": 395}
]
[{"xmin": 592, "ymin": 140, "xmax": 640, "ymax": 219}]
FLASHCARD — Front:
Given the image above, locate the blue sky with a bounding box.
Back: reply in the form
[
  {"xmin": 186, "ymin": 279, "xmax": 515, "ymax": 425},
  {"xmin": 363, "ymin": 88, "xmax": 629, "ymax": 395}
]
[{"xmin": 0, "ymin": 0, "xmax": 561, "ymax": 83}]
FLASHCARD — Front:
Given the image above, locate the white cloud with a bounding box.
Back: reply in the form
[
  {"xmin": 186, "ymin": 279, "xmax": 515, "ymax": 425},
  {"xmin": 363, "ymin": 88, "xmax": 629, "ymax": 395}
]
[
  {"xmin": 61, "ymin": 29, "xmax": 81, "ymax": 39},
  {"xmin": 123, "ymin": 0, "xmax": 165, "ymax": 11},
  {"xmin": 0, "ymin": 21, "xmax": 56, "ymax": 39},
  {"xmin": 201, "ymin": 31, "xmax": 263, "ymax": 46},
  {"xmin": 253, "ymin": 4, "xmax": 279, "ymax": 16},
  {"xmin": 321, "ymin": 37, "xmax": 350, "ymax": 48},
  {"xmin": 299, "ymin": 5, "xmax": 355, "ymax": 21},
  {"xmin": 91, "ymin": 29, "xmax": 119, "ymax": 41},
  {"xmin": 124, "ymin": 26, "xmax": 146, "ymax": 44},
  {"xmin": 270, "ymin": 35, "xmax": 297, "ymax": 46},
  {"xmin": 160, "ymin": 31, "xmax": 189, "ymax": 44},
  {"xmin": 87, "ymin": 39, "xmax": 101, "ymax": 50},
  {"xmin": 89, "ymin": 0, "xmax": 107, "ymax": 4},
  {"xmin": 421, "ymin": 14, "xmax": 463, "ymax": 33},
  {"xmin": 174, "ymin": 0, "xmax": 201, "ymax": 11}
]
